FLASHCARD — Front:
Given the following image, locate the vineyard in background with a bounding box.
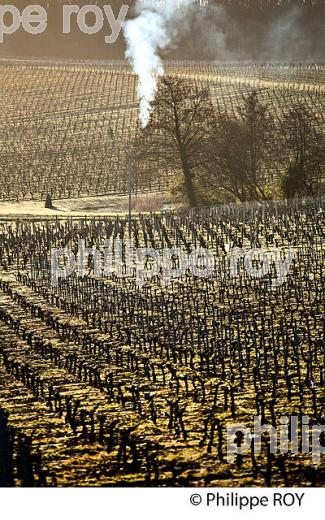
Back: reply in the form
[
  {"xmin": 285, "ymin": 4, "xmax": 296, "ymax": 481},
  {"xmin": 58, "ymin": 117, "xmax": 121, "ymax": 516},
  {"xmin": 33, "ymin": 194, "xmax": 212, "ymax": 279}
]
[{"xmin": 0, "ymin": 60, "xmax": 324, "ymax": 202}]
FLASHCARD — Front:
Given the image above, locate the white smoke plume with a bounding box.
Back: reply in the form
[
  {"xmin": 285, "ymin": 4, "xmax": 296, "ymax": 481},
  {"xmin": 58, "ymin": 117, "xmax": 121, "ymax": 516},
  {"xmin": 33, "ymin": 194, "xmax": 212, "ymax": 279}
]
[{"xmin": 123, "ymin": 0, "xmax": 195, "ymax": 128}]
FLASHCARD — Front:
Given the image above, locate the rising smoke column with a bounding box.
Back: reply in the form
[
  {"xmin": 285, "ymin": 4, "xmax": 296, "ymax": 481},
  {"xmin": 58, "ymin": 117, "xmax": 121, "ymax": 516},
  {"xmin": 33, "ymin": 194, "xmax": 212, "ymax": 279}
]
[{"xmin": 123, "ymin": 0, "xmax": 194, "ymax": 128}]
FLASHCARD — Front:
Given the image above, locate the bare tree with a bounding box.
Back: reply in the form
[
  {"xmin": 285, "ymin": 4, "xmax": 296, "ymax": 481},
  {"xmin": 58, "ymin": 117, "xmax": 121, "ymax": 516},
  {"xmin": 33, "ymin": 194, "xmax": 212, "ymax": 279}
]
[
  {"xmin": 203, "ymin": 113, "xmax": 252, "ymax": 202},
  {"xmin": 204, "ymin": 91, "xmax": 274, "ymax": 202},
  {"xmin": 135, "ymin": 76, "xmax": 214, "ymax": 208},
  {"xmin": 280, "ymin": 104, "xmax": 325, "ymax": 198},
  {"xmin": 237, "ymin": 91, "xmax": 273, "ymax": 200}
]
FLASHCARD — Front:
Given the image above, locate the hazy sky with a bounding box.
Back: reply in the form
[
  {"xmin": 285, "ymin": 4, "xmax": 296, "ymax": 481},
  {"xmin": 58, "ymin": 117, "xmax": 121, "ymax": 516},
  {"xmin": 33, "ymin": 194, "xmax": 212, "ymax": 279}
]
[{"xmin": 0, "ymin": 0, "xmax": 324, "ymax": 61}]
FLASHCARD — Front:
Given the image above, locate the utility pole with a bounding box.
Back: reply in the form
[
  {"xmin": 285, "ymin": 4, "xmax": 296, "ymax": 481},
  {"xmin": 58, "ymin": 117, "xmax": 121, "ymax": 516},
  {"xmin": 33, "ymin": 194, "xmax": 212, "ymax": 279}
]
[{"xmin": 128, "ymin": 156, "xmax": 133, "ymax": 239}]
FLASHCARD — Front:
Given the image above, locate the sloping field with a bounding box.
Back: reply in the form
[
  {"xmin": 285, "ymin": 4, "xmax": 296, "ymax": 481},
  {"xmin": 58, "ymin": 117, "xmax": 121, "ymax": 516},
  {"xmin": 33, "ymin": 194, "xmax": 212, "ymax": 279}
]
[{"xmin": 0, "ymin": 60, "xmax": 324, "ymax": 202}]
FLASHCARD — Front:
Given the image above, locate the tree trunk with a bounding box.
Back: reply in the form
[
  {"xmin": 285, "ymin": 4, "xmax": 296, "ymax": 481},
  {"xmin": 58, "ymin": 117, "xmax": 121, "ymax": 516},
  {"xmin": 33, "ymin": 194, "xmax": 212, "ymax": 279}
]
[
  {"xmin": 170, "ymin": 85, "xmax": 197, "ymax": 208},
  {"xmin": 180, "ymin": 148, "xmax": 197, "ymax": 208}
]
